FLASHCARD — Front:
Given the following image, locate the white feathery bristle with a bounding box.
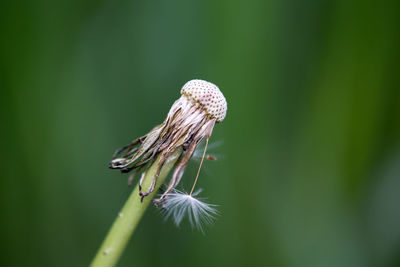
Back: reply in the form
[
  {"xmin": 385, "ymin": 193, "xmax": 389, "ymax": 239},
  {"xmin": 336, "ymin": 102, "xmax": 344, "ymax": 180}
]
[
  {"xmin": 181, "ymin": 79, "xmax": 227, "ymax": 122},
  {"xmin": 193, "ymin": 140, "xmax": 223, "ymax": 161},
  {"xmin": 162, "ymin": 189, "xmax": 218, "ymax": 232}
]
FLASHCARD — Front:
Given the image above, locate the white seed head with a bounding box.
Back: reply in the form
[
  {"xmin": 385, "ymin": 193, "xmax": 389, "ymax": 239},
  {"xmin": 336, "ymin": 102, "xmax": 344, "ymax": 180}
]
[{"xmin": 181, "ymin": 79, "xmax": 227, "ymax": 122}]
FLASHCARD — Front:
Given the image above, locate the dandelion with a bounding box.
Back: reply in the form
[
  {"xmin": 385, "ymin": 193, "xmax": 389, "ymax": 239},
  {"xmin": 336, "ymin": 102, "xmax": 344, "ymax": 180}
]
[
  {"xmin": 109, "ymin": 79, "xmax": 227, "ymax": 227},
  {"xmin": 162, "ymin": 189, "xmax": 218, "ymax": 233}
]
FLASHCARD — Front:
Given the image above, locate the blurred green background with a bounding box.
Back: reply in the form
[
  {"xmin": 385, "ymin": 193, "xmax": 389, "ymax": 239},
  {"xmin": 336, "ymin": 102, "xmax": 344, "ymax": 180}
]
[{"xmin": 1, "ymin": 0, "xmax": 400, "ymax": 266}]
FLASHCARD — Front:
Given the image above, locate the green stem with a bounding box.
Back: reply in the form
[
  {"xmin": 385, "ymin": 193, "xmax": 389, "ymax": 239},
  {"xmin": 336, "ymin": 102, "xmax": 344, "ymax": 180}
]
[{"xmin": 90, "ymin": 148, "xmax": 182, "ymax": 267}]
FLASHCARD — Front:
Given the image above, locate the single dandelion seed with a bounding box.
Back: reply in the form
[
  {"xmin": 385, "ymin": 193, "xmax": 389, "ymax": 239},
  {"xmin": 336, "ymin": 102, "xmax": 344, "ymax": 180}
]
[
  {"xmin": 162, "ymin": 189, "xmax": 218, "ymax": 233},
  {"xmin": 193, "ymin": 140, "xmax": 223, "ymax": 161},
  {"xmin": 109, "ymin": 79, "xmax": 227, "ymax": 230}
]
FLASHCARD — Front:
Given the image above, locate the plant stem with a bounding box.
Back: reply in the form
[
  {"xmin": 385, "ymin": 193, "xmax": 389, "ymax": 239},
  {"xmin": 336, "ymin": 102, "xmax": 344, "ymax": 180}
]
[
  {"xmin": 189, "ymin": 137, "xmax": 209, "ymax": 195},
  {"xmin": 90, "ymin": 148, "xmax": 183, "ymax": 267}
]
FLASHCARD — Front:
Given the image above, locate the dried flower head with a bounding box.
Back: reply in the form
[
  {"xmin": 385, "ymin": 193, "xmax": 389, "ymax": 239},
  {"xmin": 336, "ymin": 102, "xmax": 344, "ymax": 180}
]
[{"xmin": 109, "ymin": 79, "xmax": 227, "ymax": 209}]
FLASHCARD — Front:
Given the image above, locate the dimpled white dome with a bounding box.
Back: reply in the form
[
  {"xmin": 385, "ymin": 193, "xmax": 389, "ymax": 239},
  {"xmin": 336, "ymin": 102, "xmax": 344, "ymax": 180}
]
[{"xmin": 180, "ymin": 79, "xmax": 227, "ymax": 122}]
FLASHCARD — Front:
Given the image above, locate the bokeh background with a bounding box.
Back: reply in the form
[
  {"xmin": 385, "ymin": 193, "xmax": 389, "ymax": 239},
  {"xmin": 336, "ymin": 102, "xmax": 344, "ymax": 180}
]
[{"xmin": 1, "ymin": 0, "xmax": 400, "ymax": 266}]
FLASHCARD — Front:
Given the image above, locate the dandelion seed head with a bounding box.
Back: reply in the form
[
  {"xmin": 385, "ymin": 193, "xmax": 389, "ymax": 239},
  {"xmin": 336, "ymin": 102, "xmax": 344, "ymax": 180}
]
[
  {"xmin": 181, "ymin": 79, "xmax": 227, "ymax": 122},
  {"xmin": 162, "ymin": 189, "xmax": 218, "ymax": 233},
  {"xmin": 110, "ymin": 79, "xmax": 227, "ymax": 222}
]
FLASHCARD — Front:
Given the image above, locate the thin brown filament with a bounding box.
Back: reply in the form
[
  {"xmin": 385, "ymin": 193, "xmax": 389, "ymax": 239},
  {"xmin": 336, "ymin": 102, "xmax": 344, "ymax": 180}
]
[{"xmin": 189, "ymin": 137, "xmax": 209, "ymax": 195}]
